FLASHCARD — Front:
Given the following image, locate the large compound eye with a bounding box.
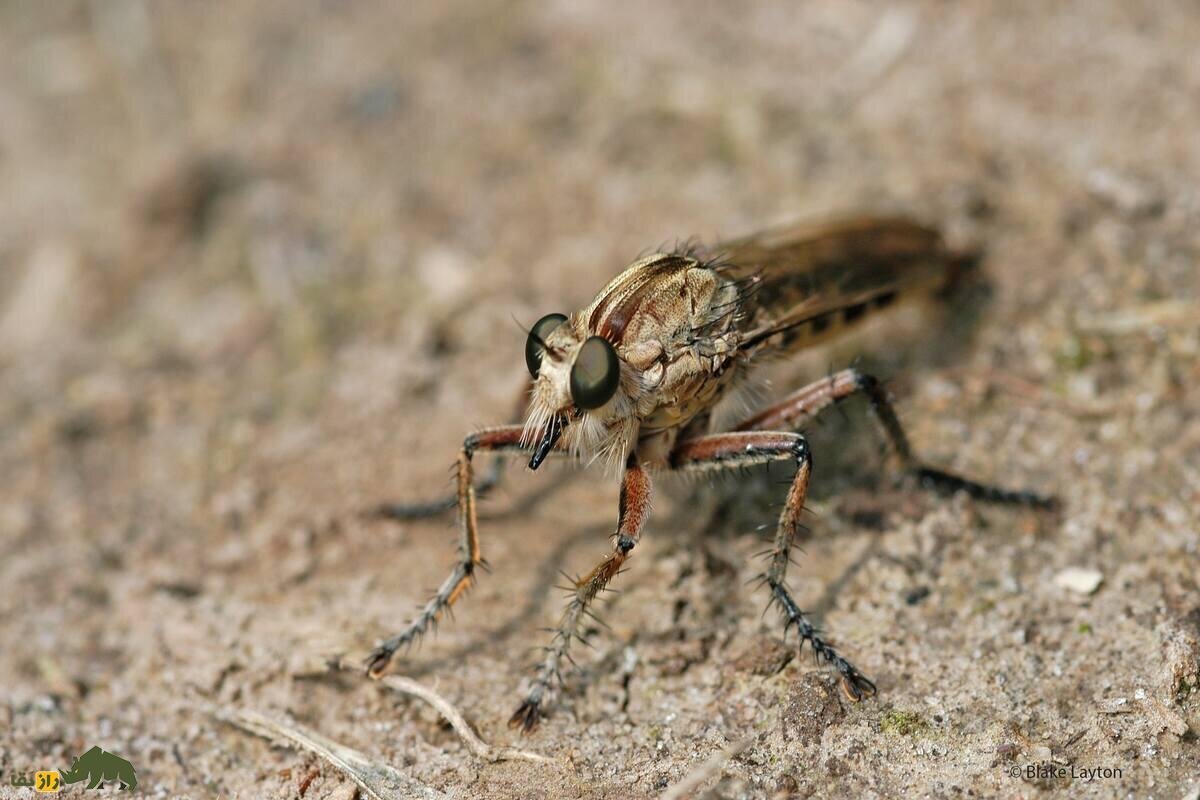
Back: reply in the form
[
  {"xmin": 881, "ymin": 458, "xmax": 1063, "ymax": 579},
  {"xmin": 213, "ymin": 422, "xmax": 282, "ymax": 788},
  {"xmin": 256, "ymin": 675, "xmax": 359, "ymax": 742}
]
[
  {"xmin": 569, "ymin": 336, "xmax": 620, "ymax": 410},
  {"xmin": 525, "ymin": 313, "xmax": 567, "ymax": 376}
]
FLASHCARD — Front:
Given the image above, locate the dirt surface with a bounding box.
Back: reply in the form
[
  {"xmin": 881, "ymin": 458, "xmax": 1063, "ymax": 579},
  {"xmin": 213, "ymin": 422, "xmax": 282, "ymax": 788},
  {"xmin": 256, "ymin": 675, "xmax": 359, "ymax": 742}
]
[{"xmin": 2, "ymin": 2, "xmax": 1198, "ymax": 798}]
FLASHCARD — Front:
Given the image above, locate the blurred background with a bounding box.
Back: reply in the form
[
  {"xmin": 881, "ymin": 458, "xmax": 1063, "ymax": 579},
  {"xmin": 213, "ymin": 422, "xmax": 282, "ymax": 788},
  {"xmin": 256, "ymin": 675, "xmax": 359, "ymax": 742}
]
[{"xmin": 2, "ymin": 2, "xmax": 1197, "ymax": 798}]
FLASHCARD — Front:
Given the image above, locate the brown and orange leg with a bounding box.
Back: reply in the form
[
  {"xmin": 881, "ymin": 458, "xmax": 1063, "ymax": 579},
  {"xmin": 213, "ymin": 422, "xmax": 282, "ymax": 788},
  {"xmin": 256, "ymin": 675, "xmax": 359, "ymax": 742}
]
[
  {"xmin": 509, "ymin": 452, "xmax": 652, "ymax": 732},
  {"xmin": 670, "ymin": 431, "xmax": 877, "ymax": 702},
  {"xmin": 366, "ymin": 424, "xmax": 549, "ymax": 677},
  {"xmin": 735, "ymin": 368, "xmax": 1056, "ymax": 508},
  {"xmin": 373, "ymin": 378, "xmax": 534, "ymax": 520}
]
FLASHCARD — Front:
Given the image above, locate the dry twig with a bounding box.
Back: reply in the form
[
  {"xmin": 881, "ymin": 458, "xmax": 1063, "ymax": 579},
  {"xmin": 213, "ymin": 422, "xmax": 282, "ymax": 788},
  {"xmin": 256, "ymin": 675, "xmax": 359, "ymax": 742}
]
[
  {"xmin": 377, "ymin": 675, "xmax": 555, "ymax": 764},
  {"xmin": 219, "ymin": 708, "xmax": 447, "ymax": 800},
  {"xmin": 660, "ymin": 737, "xmax": 753, "ymax": 800},
  {"xmin": 1074, "ymin": 300, "xmax": 1193, "ymax": 335}
]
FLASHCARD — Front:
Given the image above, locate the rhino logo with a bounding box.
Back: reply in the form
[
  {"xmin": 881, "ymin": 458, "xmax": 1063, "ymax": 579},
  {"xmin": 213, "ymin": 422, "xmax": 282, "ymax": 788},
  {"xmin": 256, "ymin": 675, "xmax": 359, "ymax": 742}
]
[{"xmin": 59, "ymin": 746, "xmax": 137, "ymax": 791}]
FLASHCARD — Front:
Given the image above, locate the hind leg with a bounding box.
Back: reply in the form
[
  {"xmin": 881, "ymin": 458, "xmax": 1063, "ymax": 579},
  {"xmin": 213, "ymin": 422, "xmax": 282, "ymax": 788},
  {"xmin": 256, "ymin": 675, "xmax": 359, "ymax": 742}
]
[{"xmin": 735, "ymin": 368, "xmax": 1056, "ymax": 508}]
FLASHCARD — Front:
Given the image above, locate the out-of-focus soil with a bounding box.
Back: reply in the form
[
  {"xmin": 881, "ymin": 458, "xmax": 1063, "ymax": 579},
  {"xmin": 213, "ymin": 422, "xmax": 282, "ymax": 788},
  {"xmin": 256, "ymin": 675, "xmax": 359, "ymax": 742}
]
[{"xmin": 2, "ymin": 2, "xmax": 1198, "ymax": 798}]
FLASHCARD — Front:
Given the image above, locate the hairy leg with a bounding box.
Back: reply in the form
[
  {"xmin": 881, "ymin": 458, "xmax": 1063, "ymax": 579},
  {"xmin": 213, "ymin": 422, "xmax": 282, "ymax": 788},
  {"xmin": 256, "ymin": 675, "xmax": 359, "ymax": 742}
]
[
  {"xmin": 373, "ymin": 378, "xmax": 534, "ymax": 520},
  {"xmin": 735, "ymin": 367, "xmax": 1055, "ymax": 508},
  {"xmin": 509, "ymin": 452, "xmax": 652, "ymax": 732},
  {"xmin": 671, "ymin": 431, "xmax": 876, "ymax": 702},
  {"xmin": 366, "ymin": 424, "xmax": 545, "ymax": 677},
  {"xmin": 372, "ymin": 458, "xmax": 504, "ymax": 519}
]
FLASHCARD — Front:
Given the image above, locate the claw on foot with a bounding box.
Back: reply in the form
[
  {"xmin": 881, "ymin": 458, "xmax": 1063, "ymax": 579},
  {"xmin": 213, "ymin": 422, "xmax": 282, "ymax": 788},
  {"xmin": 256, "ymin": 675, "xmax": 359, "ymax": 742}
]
[
  {"xmin": 838, "ymin": 670, "xmax": 877, "ymax": 702},
  {"xmin": 365, "ymin": 647, "xmax": 394, "ymax": 679},
  {"xmin": 508, "ymin": 699, "xmax": 544, "ymax": 733}
]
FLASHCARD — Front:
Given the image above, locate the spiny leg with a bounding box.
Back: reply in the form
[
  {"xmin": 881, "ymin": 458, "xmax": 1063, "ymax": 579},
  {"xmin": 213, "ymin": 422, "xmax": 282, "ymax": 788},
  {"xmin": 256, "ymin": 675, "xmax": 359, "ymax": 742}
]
[
  {"xmin": 372, "ymin": 457, "xmax": 504, "ymax": 519},
  {"xmin": 509, "ymin": 452, "xmax": 652, "ymax": 732},
  {"xmin": 372, "ymin": 378, "xmax": 534, "ymax": 520},
  {"xmin": 734, "ymin": 367, "xmax": 1056, "ymax": 509},
  {"xmin": 366, "ymin": 424, "xmax": 541, "ymax": 677},
  {"xmin": 671, "ymin": 431, "xmax": 877, "ymax": 701}
]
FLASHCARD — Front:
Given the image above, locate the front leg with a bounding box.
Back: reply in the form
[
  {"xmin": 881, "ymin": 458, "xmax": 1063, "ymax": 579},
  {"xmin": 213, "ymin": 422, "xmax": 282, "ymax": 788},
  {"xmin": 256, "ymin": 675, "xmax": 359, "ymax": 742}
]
[
  {"xmin": 373, "ymin": 377, "xmax": 535, "ymax": 520},
  {"xmin": 671, "ymin": 431, "xmax": 877, "ymax": 701},
  {"xmin": 735, "ymin": 368, "xmax": 1056, "ymax": 508},
  {"xmin": 509, "ymin": 452, "xmax": 652, "ymax": 732},
  {"xmin": 366, "ymin": 424, "xmax": 542, "ymax": 677}
]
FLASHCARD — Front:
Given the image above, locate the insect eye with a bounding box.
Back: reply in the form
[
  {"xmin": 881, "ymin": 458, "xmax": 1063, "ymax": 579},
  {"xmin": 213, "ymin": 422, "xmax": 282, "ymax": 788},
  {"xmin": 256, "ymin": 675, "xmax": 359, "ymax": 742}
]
[
  {"xmin": 525, "ymin": 313, "xmax": 568, "ymax": 376},
  {"xmin": 569, "ymin": 336, "xmax": 620, "ymax": 410}
]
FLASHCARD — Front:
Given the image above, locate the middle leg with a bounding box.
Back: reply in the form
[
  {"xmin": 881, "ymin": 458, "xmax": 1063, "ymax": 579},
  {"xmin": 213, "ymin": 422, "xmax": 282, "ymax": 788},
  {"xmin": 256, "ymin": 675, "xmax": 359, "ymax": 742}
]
[{"xmin": 670, "ymin": 431, "xmax": 877, "ymax": 701}]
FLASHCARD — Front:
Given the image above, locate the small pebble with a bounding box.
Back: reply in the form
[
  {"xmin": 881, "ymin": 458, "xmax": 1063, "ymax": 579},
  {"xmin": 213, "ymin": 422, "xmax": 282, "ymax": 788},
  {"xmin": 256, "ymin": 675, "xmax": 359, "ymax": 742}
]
[
  {"xmin": 1099, "ymin": 697, "xmax": 1130, "ymax": 714},
  {"xmin": 1053, "ymin": 567, "xmax": 1104, "ymax": 595}
]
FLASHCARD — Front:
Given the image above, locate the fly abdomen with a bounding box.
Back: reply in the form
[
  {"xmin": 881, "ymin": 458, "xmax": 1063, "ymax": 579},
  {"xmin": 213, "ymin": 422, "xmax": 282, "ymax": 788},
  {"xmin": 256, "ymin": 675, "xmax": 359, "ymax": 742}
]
[{"xmin": 717, "ymin": 217, "xmax": 977, "ymax": 357}]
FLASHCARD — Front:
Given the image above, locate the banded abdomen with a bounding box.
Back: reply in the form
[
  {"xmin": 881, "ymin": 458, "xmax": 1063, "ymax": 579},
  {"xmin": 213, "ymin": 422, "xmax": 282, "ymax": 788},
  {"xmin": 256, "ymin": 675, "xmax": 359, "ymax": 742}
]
[{"xmin": 716, "ymin": 217, "xmax": 976, "ymax": 357}]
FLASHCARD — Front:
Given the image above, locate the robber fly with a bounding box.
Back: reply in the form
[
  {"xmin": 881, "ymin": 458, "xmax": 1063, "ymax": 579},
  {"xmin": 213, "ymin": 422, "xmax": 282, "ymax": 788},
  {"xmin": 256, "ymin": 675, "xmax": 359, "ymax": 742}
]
[{"xmin": 367, "ymin": 216, "xmax": 1055, "ymax": 731}]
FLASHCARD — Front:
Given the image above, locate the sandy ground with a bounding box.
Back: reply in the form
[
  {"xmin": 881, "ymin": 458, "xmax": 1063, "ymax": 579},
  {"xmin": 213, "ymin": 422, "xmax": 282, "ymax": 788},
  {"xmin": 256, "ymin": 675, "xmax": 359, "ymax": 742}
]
[{"xmin": 2, "ymin": 2, "xmax": 1199, "ymax": 798}]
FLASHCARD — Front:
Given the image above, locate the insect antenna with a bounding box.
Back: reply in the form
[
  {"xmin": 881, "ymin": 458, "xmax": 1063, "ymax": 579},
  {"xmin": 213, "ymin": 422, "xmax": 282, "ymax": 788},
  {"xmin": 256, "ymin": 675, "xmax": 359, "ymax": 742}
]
[
  {"xmin": 511, "ymin": 314, "xmax": 548, "ymax": 351},
  {"xmin": 511, "ymin": 314, "xmax": 568, "ymax": 363}
]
